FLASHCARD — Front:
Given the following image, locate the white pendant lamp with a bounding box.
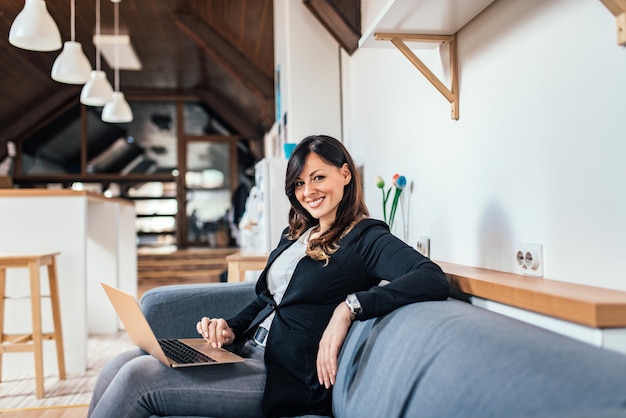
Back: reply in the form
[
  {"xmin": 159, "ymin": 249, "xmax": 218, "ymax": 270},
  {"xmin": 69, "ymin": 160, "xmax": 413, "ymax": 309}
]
[
  {"xmin": 102, "ymin": 91, "xmax": 133, "ymax": 123},
  {"xmin": 51, "ymin": 0, "xmax": 92, "ymax": 84},
  {"xmin": 9, "ymin": 0, "xmax": 61, "ymax": 52},
  {"xmin": 81, "ymin": 70, "xmax": 114, "ymax": 106},
  {"xmin": 102, "ymin": 0, "xmax": 132, "ymax": 123},
  {"xmin": 81, "ymin": 0, "xmax": 113, "ymax": 106}
]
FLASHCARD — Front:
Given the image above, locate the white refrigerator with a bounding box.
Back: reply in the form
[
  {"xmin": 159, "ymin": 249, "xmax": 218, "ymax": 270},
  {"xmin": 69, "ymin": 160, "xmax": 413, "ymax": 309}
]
[{"xmin": 239, "ymin": 158, "xmax": 290, "ymax": 254}]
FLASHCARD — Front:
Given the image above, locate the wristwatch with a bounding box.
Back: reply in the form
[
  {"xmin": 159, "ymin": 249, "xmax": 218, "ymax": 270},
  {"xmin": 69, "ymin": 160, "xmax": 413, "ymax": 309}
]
[{"xmin": 345, "ymin": 293, "xmax": 363, "ymax": 317}]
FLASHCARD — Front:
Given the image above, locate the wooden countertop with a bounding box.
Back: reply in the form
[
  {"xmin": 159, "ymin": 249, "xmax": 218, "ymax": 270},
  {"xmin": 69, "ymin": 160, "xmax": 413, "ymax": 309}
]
[
  {"xmin": 438, "ymin": 261, "xmax": 626, "ymax": 328},
  {"xmin": 0, "ymin": 189, "xmax": 133, "ymax": 207}
]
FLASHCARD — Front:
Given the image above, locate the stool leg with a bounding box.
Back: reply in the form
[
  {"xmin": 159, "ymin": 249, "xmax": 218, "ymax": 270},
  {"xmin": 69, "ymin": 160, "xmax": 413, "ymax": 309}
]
[
  {"xmin": 29, "ymin": 261, "xmax": 45, "ymax": 399},
  {"xmin": 0, "ymin": 268, "xmax": 5, "ymax": 382},
  {"xmin": 47, "ymin": 259, "xmax": 66, "ymax": 380}
]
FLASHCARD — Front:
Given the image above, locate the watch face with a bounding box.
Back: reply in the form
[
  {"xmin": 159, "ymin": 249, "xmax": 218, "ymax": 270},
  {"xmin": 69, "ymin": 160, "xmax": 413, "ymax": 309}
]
[{"xmin": 346, "ymin": 294, "xmax": 362, "ymax": 314}]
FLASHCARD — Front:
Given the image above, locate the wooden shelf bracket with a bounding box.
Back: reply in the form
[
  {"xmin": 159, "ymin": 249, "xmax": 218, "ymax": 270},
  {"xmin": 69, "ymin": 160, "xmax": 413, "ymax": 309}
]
[
  {"xmin": 600, "ymin": 0, "xmax": 626, "ymax": 46},
  {"xmin": 375, "ymin": 33, "xmax": 459, "ymax": 120}
]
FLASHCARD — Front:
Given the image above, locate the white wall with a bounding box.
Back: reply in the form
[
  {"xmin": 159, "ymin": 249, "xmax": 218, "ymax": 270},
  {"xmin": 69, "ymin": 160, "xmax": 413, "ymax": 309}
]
[
  {"xmin": 0, "ymin": 193, "xmax": 137, "ymax": 374},
  {"xmin": 342, "ymin": 0, "xmax": 626, "ymax": 291},
  {"xmin": 274, "ymin": 0, "xmax": 342, "ymax": 144}
]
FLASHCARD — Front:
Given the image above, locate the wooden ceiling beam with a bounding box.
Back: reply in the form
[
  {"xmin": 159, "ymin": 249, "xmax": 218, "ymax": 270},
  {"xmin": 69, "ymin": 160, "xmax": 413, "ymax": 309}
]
[
  {"xmin": 13, "ymin": 172, "xmax": 175, "ymax": 185},
  {"xmin": 123, "ymin": 89, "xmax": 200, "ymax": 102},
  {"xmin": 304, "ymin": 0, "xmax": 361, "ymax": 55},
  {"xmin": 194, "ymin": 88, "xmax": 263, "ymax": 141},
  {"xmin": 0, "ymin": 88, "xmax": 81, "ymax": 143},
  {"xmin": 171, "ymin": 13, "xmax": 274, "ymax": 101}
]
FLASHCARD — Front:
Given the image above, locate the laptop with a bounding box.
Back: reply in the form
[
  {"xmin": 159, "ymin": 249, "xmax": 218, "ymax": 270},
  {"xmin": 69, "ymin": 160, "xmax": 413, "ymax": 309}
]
[{"xmin": 101, "ymin": 282, "xmax": 245, "ymax": 367}]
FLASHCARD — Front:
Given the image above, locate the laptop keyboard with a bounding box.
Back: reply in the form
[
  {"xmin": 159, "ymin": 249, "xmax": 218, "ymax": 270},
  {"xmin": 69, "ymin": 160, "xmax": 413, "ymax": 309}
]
[{"xmin": 158, "ymin": 339, "xmax": 217, "ymax": 364}]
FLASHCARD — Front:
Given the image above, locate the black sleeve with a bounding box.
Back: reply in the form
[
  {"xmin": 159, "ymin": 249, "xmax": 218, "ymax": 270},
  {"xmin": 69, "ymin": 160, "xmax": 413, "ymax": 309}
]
[
  {"xmin": 353, "ymin": 223, "xmax": 449, "ymax": 320},
  {"xmin": 226, "ymin": 294, "xmax": 267, "ymax": 343}
]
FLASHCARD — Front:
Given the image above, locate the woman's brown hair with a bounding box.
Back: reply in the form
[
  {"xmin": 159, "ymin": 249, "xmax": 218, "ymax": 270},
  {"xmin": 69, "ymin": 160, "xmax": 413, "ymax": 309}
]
[{"xmin": 284, "ymin": 135, "xmax": 369, "ymax": 263}]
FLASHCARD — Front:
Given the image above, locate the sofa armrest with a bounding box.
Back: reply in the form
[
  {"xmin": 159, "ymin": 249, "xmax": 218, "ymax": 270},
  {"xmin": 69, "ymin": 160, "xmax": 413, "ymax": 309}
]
[{"xmin": 141, "ymin": 282, "xmax": 256, "ymax": 339}]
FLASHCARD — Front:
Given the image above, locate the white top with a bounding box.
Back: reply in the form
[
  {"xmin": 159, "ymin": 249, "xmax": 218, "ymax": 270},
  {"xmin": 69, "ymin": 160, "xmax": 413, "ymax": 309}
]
[{"xmin": 257, "ymin": 227, "xmax": 312, "ymax": 336}]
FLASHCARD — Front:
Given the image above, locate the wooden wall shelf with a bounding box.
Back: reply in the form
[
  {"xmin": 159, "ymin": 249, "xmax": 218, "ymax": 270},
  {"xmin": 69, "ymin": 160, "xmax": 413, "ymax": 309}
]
[
  {"xmin": 360, "ymin": 0, "xmax": 626, "ymax": 121},
  {"xmin": 360, "ymin": 0, "xmax": 495, "ymax": 120},
  {"xmin": 438, "ymin": 261, "xmax": 626, "ymax": 328},
  {"xmin": 221, "ymin": 251, "xmax": 626, "ymax": 329},
  {"xmin": 359, "ymin": 0, "xmax": 496, "ymax": 49},
  {"xmin": 375, "ymin": 33, "xmax": 459, "ymax": 119}
]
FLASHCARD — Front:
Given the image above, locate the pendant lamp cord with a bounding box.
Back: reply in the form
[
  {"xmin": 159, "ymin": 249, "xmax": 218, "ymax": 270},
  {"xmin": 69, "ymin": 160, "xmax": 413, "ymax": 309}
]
[
  {"xmin": 96, "ymin": 0, "xmax": 101, "ymax": 71},
  {"xmin": 70, "ymin": 0, "xmax": 76, "ymax": 42},
  {"xmin": 114, "ymin": 0, "xmax": 119, "ymax": 92}
]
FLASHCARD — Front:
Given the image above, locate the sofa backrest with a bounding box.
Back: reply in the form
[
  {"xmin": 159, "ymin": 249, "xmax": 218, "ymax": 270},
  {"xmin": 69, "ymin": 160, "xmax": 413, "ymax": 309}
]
[
  {"xmin": 142, "ymin": 282, "xmax": 257, "ymax": 339},
  {"xmin": 334, "ymin": 299, "xmax": 626, "ymax": 418}
]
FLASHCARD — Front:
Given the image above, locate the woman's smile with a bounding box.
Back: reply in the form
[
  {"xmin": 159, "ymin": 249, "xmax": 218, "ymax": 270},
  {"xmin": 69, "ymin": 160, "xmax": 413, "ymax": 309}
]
[{"xmin": 307, "ymin": 196, "xmax": 325, "ymax": 209}]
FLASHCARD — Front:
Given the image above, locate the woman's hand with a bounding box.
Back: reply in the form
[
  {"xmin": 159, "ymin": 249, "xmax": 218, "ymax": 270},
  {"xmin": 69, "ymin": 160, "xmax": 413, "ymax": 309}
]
[
  {"xmin": 196, "ymin": 317, "xmax": 235, "ymax": 348},
  {"xmin": 316, "ymin": 302, "xmax": 354, "ymax": 389}
]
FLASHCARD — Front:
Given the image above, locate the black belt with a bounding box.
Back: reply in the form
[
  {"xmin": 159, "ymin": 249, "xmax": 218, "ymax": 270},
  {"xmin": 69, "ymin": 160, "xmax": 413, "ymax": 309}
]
[{"xmin": 252, "ymin": 325, "xmax": 269, "ymax": 347}]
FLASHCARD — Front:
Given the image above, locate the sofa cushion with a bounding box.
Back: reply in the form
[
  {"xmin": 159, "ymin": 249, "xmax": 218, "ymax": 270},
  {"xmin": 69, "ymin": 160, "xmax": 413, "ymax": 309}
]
[{"xmin": 334, "ymin": 299, "xmax": 626, "ymax": 418}]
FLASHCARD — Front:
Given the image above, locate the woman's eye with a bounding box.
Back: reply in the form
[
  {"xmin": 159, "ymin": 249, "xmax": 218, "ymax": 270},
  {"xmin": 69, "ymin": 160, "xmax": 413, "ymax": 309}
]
[
  {"xmin": 295, "ymin": 181, "xmax": 304, "ymax": 187},
  {"xmin": 313, "ymin": 175, "xmax": 325, "ymax": 181}
]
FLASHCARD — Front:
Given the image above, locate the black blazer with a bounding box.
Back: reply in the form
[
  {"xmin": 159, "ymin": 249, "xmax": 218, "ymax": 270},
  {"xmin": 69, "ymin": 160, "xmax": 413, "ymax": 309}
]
[{"xmin": 227, "ymin": 218, "xmax": 449, "ymax": 417}]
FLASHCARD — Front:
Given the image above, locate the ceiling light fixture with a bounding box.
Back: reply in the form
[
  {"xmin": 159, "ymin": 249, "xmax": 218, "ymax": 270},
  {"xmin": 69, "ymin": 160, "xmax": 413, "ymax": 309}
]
[
  {"xmin": 102, "ymin": 0, "xmax": 133, "ymax": 123},
  {"xmin": 81, "ymin": 0, "xmax": 113, "ymax": 106},
  {"xmin": 51, "ymin": 0, "xmax": 92, "ymax": 84},
  {"xmin": 8, "ymin": 0, "xmax": 62, "ymax": 52},
  {"xmin": 95, "ymin": 34, "xmax": 142, "ymax": 71}
]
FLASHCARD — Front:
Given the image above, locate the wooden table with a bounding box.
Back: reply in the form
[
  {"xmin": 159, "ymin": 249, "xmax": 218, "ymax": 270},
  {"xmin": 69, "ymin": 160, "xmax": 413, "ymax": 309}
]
[{"xmin": 226, "ymin": 252, "xmax": 268, "ymax": 282}]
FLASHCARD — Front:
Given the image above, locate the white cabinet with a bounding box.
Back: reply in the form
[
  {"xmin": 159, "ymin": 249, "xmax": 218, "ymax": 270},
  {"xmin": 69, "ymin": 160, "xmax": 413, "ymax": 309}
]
[{"xmin": 0, "ymin": 190, "xmax": 137, "ymax": 373}]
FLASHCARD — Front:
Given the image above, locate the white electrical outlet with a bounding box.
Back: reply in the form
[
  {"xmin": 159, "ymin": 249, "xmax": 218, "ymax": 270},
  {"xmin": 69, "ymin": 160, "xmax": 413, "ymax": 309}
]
[
  {"xmin": 416, "ymin": 236, "xmax": 430, "ymax": 258},
  {"xmin": 516, "ymin": 242, "xmax": 543, "ymax": 277}
]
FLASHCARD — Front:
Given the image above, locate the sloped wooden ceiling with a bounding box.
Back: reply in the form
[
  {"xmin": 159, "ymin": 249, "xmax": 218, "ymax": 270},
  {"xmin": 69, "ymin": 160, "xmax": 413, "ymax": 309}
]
[
  {"xmin": 0, "ymin": 0, "xmax": 361, "ymax": 174},
  {"xmin": 0, "ymin": 0, "xmax": 275, "ymax": 145},
  {"xmin": 304, "ymin": 0, "xmax": 361, "ymax": 55}
]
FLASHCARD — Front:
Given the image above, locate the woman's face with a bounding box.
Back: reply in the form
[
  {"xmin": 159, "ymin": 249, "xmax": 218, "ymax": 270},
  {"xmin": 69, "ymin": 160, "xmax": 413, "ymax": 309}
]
[{"xmin": 294, "ymin": 152, "xmax": 351, "ymax": 230}]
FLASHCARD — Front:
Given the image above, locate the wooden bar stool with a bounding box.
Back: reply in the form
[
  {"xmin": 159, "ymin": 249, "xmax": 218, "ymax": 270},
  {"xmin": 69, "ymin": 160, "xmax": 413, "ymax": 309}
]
[{"xmin": 0, "ymin": 252, "xmax": 66, "ymax": 398}]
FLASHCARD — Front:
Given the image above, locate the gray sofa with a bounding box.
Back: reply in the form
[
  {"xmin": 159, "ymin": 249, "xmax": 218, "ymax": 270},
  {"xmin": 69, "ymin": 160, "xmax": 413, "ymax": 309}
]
[{"xmin": 141, "ymin": 282, "xmax": 626, "ymax": 418}]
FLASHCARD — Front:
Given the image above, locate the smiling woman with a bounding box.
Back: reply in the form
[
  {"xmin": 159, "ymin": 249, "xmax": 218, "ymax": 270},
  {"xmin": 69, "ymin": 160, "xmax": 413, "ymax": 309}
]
[{"xmin": 86, "ymin": 135, "xmax": 448, "ymax": 418}]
